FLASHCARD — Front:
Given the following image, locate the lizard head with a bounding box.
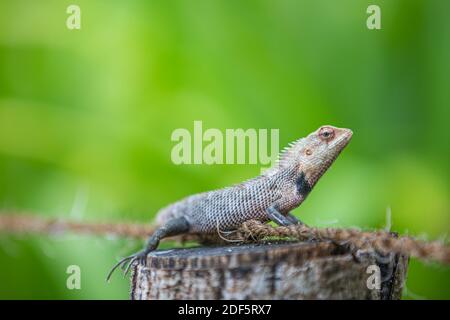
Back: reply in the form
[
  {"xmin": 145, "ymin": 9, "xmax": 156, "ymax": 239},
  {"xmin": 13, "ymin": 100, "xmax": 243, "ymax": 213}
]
[{"xmin": 277, "ymin": 125, "xmax": 352, "ymax": 190}]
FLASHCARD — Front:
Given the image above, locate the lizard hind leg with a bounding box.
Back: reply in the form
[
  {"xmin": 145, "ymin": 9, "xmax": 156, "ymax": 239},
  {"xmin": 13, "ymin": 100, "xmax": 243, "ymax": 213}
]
[{"xmin": 106, "ymin": 216, "xmax": 190, "ymax": 281}]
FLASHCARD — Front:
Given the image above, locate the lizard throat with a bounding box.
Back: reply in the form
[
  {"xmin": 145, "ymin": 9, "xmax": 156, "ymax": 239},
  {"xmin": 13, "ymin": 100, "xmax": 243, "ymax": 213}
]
[{"xmin": 296, "ymin": 172, "xmax": 312, "ymax": 197}]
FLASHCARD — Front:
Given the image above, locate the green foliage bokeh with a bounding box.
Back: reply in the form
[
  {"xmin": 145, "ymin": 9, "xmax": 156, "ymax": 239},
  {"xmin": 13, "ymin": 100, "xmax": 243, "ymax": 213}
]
[{"xmin": 0, "ymin": 0, "xmax": 448, "ymax": 299}]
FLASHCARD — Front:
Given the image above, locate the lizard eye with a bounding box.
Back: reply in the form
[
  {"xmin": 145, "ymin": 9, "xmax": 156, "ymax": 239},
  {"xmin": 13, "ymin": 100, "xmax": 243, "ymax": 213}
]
[
  {"xmin": 305, "ymin": 149, "xmax": 312, "ymax": 156},
  {"xmin": 319, "ymin": 127, "xmax": 335, "ymax": 141}
]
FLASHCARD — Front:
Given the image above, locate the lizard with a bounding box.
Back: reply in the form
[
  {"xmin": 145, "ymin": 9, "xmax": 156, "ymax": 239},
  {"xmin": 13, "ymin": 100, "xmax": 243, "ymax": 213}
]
[{"xmin": 107, "ymin": 125, "xmax": 353, "ymax": 280}]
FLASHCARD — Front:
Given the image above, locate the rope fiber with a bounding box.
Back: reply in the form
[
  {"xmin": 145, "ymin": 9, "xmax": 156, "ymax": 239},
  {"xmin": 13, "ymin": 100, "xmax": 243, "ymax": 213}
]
[{"xmin": 0, "ymin": 213, "xmax": 448, "ymax": 265}]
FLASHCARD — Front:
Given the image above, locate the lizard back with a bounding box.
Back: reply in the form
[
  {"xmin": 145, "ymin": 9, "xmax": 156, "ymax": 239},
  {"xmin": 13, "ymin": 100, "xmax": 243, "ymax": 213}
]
[{"xmin": 155, "ymin": 168, "xmax": 301, "ymax": 233}]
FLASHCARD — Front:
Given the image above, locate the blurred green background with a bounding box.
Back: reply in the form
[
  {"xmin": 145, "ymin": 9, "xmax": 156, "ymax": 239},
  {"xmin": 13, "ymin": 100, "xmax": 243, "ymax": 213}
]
[{"xmin": 0, "ymin": 0, "xmax": 448, "ymax": 299}]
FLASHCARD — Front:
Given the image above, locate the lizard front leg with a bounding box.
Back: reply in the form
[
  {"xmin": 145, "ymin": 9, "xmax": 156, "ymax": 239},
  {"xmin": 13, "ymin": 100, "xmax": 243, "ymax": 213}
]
[
  {"xmin": 286, "ymin": 213, "xmax": 306, "ymax": 226},
  {"xmin": 107, "ymin": 216, "xmax": 190, "ymax": 281},
  {"xmin": 267, "ymin": 205, "xmax": 295, "ymax": 226},
  {"xmin": 267, "ymin": 205, "xmax": 306, "ymax": 226}
]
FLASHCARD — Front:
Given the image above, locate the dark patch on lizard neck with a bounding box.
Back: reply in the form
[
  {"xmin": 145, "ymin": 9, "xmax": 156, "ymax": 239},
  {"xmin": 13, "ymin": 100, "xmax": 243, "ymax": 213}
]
[{"xmin": 296, "ymin": 172, "xmax": 312, "ymax": 196}]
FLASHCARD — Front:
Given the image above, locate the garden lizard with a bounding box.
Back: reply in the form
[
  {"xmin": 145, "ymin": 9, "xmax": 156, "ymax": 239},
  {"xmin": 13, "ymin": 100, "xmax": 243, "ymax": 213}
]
[{"xmin": 107, "ymin": 125, "xmax": 353, "ymax": 280}]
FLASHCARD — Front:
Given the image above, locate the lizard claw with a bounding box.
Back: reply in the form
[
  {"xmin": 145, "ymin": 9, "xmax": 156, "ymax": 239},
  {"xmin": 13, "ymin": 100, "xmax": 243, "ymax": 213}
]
[{"xmin": 106, "ymin": 250, "xmax": 149, "ymax": 282}]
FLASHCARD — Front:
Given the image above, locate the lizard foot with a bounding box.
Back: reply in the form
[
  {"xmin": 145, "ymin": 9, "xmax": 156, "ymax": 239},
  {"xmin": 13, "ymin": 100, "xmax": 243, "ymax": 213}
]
[
  {"xmin": 106, "ymin": 249, "xmax": 150, "ymax": 282},
  {"xmin": 106, "ymin": 217, "xmax": 190, "ymax": 282}
]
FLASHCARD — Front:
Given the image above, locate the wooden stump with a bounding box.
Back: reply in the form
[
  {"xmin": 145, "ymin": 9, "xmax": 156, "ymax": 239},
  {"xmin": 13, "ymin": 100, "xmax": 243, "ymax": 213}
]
[{"xmin": 131, "ymin": 241, "xmax": 409, "ymax": 300}]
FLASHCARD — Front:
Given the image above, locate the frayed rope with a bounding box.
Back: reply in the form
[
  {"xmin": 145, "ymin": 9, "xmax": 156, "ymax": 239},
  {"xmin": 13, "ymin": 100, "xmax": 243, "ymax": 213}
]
[
  {"xmin": 235, "ymin": 220, "xmax": 450, "ymax": 265},
  {"xmin": 0, "ymin": 214, "xmax": 449, "ymax": 265}
]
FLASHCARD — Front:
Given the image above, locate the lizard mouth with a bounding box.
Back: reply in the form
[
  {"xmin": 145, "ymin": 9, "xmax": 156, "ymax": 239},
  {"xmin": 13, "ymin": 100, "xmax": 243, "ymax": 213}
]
[
  {"xmin": 330, "ymin": 128, "xmax": 352, "ymax": 151},
  {"xmin": 344, "ymin": 128, "xmax": 353, "ymax": 141}
]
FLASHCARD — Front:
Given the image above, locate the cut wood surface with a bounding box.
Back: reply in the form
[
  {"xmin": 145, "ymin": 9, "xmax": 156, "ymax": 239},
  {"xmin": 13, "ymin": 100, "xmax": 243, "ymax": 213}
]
[{"xmin": 131, "ymin": 241, "xmax": 409, "ymax": 300}]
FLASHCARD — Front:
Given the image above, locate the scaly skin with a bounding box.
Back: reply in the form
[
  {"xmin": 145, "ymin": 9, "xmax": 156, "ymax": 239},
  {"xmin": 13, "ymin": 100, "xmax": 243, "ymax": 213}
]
[{"xmin": 107, "ymin": 125, "xmax": 353, "ymax": 280}]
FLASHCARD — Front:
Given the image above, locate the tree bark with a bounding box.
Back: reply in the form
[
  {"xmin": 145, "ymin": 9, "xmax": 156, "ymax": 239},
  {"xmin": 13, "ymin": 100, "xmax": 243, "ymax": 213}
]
[{"xmin": 131, "ymin": 241, "xmax": 409, "ymax": 300}]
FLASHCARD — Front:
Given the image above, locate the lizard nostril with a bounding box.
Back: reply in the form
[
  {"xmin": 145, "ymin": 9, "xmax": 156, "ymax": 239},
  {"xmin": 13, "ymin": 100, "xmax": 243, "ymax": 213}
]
[{"xmin": 305, "ymin": 149, "xmax": 312, "ymax": 156}]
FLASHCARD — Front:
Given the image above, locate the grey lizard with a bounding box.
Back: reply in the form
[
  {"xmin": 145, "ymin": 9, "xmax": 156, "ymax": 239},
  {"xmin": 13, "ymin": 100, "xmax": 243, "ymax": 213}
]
[{"xmin": 107, "ymin": 125, "xmax": 353, "ymax": 280}]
